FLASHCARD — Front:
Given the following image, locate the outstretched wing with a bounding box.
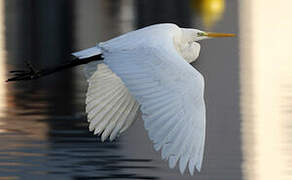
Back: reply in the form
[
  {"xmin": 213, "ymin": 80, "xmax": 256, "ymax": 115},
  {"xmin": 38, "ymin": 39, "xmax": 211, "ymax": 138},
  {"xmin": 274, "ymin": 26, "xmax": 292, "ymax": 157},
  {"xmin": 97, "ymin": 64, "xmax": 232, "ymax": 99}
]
[
  {"xmin": 72, "ymin": 46, "xmax": 140, "ymax": 141},
  {"xmin": 85, "ymin": 63, "xmax": 140, "ymax": 141},
  {"xmin": 102, "ymin": 32, "xmax": 206, "ymax": 175}
]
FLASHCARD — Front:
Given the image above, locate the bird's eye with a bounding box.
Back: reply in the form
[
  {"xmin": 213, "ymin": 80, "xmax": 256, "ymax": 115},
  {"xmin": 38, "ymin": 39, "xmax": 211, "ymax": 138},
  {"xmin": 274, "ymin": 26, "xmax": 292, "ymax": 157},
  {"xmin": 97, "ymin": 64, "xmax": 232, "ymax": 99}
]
[{"xmin": 197, "ymin": 32, "xmax": 205, "ymax": 37}]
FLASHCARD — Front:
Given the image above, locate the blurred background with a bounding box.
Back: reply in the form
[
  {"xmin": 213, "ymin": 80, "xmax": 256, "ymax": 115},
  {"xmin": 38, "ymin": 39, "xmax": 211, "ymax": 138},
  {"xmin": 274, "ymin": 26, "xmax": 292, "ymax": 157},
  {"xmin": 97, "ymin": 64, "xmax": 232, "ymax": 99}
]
[{"xmin": 0, "ymin": 0, "xmax": 291, "ymax": 180}]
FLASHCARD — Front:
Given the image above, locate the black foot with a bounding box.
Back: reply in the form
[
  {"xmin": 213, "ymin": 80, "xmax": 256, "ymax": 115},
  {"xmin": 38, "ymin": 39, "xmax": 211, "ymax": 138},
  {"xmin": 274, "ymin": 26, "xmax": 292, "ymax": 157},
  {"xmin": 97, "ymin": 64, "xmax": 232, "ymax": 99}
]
[{"xmin": 6, "ymin": 61, "xmax": 41, "ymax": 82}]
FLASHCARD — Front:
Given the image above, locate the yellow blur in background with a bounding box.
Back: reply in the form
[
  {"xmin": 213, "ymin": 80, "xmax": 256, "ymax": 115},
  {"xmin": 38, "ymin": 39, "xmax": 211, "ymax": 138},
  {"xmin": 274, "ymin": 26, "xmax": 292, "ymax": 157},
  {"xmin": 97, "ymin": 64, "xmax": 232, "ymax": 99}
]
[{"xmin": 191, "ymin": 0, "xmax": 225, "ymax": 29}]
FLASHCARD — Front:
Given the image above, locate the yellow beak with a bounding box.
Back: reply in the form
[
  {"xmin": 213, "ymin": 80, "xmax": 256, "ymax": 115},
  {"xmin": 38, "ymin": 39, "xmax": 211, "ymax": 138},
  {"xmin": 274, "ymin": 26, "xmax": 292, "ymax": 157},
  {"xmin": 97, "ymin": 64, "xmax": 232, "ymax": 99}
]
[{"xmin": 206, "ymin": 32, "xmax": 236, "ymax": 38}]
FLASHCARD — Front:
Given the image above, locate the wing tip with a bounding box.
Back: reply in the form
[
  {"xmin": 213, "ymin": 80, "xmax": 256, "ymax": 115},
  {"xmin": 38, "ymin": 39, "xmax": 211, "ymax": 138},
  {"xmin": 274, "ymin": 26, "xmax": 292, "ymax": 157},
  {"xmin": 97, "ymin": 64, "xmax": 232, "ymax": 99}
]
[{"xmin": 166, "ymin": 155, "xmax": 203, "ymax": 176}]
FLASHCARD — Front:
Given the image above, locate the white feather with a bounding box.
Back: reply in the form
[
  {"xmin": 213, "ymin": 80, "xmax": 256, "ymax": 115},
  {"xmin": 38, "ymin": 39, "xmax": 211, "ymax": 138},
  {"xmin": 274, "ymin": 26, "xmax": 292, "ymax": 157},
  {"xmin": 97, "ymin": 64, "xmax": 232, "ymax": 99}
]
[
  {"xmin": 84, "ymin": 63, "xmax": 139, "ymax": 140},
  {"xmin": 119, "ymin": 102, "xmax": 140, "ymax": 133},
  {"xmin": 72, "ymin": 46, "xmax": 102, "ymax": 59}
]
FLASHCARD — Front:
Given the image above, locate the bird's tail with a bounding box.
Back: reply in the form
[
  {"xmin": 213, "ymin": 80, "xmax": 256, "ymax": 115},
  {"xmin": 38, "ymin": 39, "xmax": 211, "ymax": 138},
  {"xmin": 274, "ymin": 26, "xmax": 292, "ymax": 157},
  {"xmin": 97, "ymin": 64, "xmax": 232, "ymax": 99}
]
[
  {"xmin": 72, "ymin": 46, "xmax": 102, "ymax": 59},
  {"xmin": 72, "ymin": 46, "xmax": 104, "ymax": 79}
]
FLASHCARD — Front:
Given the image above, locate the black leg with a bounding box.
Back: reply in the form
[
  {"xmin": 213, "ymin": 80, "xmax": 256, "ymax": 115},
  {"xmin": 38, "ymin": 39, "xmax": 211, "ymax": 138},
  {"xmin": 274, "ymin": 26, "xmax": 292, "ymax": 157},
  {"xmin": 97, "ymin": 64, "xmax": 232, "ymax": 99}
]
[{"xmin": 6, "ymin": 54, "xmax": 103, "ymax": 82}]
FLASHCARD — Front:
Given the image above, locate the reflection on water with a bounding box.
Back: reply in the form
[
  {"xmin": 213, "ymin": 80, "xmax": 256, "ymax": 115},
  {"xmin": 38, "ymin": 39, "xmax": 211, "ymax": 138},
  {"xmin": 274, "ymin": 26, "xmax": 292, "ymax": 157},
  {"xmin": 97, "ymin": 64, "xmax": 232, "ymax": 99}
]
[
  {"xmin": 240, "ymin": 1, "xmax": 292, "ymax": 180},
  {"xmin": 0, "ymin": 0, "xmax": 6, "ymax": 120}
]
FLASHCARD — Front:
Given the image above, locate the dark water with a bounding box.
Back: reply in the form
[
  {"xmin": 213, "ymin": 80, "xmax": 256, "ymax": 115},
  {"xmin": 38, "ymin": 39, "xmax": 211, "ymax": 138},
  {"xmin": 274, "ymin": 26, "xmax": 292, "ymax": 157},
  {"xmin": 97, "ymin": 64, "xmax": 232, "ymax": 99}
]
[{"xmin": 2, "ymin": 0, "xmax": 288, "ymax": 180}]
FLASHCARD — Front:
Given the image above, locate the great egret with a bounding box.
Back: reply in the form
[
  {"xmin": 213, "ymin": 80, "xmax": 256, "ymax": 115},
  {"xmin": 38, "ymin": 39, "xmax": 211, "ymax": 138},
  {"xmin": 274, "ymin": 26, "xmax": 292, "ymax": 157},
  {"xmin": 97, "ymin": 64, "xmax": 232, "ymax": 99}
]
[{"xmin": 7, "ymin": 23, "xmax": 235, "ymax": 175}]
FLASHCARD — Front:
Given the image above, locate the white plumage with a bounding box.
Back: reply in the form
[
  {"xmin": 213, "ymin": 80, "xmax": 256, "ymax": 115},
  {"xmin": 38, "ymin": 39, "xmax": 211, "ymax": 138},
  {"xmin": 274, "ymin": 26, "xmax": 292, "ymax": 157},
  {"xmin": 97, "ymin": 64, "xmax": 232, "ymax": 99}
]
[{"xmin": 72, "ymin": 23, "xmax": 234, "ymax": 175}]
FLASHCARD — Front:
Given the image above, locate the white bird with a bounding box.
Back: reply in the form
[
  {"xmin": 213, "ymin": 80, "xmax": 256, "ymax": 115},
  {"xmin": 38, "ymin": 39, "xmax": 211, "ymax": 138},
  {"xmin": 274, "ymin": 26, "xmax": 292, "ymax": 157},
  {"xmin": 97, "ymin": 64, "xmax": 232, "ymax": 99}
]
[{"xmin": 7, "ymin": 23, "xmax": 235, "ymax": 175}]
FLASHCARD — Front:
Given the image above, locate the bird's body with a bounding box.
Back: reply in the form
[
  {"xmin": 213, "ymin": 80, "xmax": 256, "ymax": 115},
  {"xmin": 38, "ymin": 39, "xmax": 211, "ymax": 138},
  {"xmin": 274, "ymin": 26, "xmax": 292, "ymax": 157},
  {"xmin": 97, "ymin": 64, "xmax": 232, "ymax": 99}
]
[
  {"xmin": 74, "ymin": 24, "xmax": 206, "ymax": 175},
  {"xmin": 8, "ymin": 23, "xmax": 235, "ymax": 175}
]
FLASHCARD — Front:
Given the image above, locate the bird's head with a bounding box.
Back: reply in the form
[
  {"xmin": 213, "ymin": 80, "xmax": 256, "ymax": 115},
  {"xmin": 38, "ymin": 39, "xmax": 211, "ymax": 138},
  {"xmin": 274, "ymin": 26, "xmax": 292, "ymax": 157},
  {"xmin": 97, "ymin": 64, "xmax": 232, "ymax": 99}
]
[{"xmin": 182, "ymin": 28, "xmax": 235, "ymax": 42}]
